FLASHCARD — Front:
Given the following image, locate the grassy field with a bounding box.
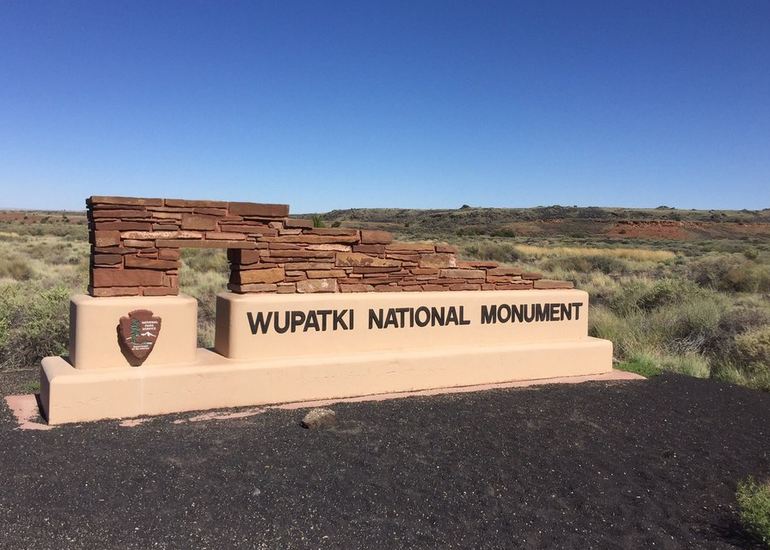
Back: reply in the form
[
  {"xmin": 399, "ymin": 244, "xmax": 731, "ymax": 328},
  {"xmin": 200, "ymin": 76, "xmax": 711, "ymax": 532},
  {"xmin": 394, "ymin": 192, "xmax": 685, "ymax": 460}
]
[{"xmin": 0, "ymin": 207, "xmax": 768, "ymax": 392}]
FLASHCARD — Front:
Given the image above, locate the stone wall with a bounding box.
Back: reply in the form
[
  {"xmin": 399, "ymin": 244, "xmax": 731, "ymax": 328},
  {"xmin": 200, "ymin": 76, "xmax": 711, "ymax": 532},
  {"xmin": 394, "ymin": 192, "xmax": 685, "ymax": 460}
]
[{"xmin": 88, "ymin": 196, "xmax": 574, "ymax": 296}]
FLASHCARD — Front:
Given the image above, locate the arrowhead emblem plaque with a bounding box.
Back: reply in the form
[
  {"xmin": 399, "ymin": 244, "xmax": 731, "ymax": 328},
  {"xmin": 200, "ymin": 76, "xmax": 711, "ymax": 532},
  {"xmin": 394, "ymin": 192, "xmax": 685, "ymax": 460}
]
[{"xmin": 118, "ymin": 309, "xmax": 162, "ymax": 366}]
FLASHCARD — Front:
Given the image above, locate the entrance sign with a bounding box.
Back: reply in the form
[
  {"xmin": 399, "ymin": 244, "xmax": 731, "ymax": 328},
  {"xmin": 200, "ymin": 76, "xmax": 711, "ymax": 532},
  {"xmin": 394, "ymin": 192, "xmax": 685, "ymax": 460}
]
[
  {"xmin": 215, "ymin": 290, "xmax": 593, "ymax": 360},
  {"xmin": 40, "ymin": 197, "xmax": 613, "ymax": 424}
]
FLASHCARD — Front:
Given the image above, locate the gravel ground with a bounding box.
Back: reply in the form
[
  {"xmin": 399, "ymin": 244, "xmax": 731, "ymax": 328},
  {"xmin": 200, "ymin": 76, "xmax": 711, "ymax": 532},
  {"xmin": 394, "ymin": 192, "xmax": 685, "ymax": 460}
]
[{"xmin": 0, "ymin": 371, "xmax": 768, "ymax": 549}]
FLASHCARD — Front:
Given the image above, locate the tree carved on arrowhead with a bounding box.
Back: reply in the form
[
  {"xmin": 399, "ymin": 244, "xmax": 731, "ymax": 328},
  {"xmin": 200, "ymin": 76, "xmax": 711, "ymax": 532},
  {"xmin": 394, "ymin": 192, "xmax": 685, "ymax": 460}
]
[{"xmin": 117, "ymin": 309, "xmax": 162, "ymax": 366}]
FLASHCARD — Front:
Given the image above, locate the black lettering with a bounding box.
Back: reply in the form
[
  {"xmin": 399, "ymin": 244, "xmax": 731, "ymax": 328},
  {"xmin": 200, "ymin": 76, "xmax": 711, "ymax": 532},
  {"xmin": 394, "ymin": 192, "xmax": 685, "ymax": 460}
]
[
  {"xmin": 431, "ymin": 306, "xmax": 445, "ymax": 326},
  {"xmin": 304, "ymin": 311, "xmax": 319, "ymax": 332},
  {"xmin": 480, "ymin": 305, "xmax": 496, "ymax": 324},
  {"xmin": 550, "ymin": 303, "xmax": 560, "ymax": 321},
  {"xmin": 369, "ymin": 309, "xmax": 383, "ymax": 329},
  {"xmin": 274, "ymin": 311, "xmax": 290, "ymax": 334},
  {"xmin": 572, "ymin": 302, "xmax": 582, "ymax": 320},
  {"xmin": 524, "ymin": 305, "xmax": 535, "ymax": 323},
  {"xmin": 247, "ymin": 311, "xmax": 272, "ymax": 335},
  {"xmin": 318, "ymin": 309, "xmax": 333, "ymax": 331},
  {"xmin": 446, "ymin": 307, "xmax": 458, "ymax": 325},
  {"xmin": 459, "ymin": 306, "xmax": 471, "ymax": 325},
  {"xmin": 397, "ymin": 307, "xmax": 409, "ymax": 328},
  {"xmin": 498, "ymin": 304, "xmax": 511, "ymax": 323},
  {"xmin": 384, "ymin": 309, "xmax": 398, "ymax": 329},
  {"xmin": 333, "ymin": 309, "xmax": 349, "ymax": 331},
  {"xmin": 291, "ymin": 311, "xmax": 306, "ymax": 333},
  {"xmin": 415, "ymin": 306, "xmax": 431, "ymax": 327}
]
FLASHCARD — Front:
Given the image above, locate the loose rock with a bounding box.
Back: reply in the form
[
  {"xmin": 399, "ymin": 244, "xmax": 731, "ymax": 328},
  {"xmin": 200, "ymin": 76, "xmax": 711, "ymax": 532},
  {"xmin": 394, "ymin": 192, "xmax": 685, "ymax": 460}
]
[{"xmin": 301, "ymin": 408, "xmax": 337, "ymax": 429}]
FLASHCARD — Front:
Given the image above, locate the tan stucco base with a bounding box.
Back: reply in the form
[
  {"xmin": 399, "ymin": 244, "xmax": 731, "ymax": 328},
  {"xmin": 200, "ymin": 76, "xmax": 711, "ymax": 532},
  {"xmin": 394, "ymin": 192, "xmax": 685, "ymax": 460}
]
[
  {"xmin": 40, "ymin": 338, "xmax": 612, "ymax": 424},
  {"xmin": 68, "ymin": 294, "xmax": 198, "ymax": 369},
  {"xmin": 41, "ymin": 289, "xmax": 613, "ymax": 424}
]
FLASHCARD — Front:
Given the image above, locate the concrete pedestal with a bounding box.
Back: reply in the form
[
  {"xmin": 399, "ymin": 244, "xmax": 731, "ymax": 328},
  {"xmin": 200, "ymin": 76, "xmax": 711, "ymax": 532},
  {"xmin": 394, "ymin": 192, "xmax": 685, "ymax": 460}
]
[
  {"xmin": 68, "ymin": 294, "xmax": 197, "ymax": 369},
  {"xmin": 41, "ymin": 290, "xmax": 613, "ymax": 424}
]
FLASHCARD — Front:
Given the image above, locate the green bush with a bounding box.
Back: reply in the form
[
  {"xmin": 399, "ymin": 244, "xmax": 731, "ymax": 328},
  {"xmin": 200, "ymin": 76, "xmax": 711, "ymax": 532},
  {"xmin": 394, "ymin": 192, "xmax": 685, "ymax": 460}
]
[
  {"xmin": 0, "ymin": 284, "xmax": 70, "ymax": 369},
  {"xmin": 651, "ymin": 296, "xmax": 724, "ymax": 354},
  {"xmin": 617, "ymin": 354, "xmax": 662, "ymax": 377},
  {"xmin": 656, "ymin": 352, "xmax": 710, "ymax": 378},
  {"xmin": 744, "ymin": 248, "xmax": 760, "ymax": 260},
  {"xmin": 736, "ymin": 476, "xmax": 770, "ymax": 545},
  {"xmin": 734, "ymin": 326, "xmax": 770, "ymax": 378},
  {"xmin": 311, "ymin": 214, "xmax": 325, "ymax": 228}
]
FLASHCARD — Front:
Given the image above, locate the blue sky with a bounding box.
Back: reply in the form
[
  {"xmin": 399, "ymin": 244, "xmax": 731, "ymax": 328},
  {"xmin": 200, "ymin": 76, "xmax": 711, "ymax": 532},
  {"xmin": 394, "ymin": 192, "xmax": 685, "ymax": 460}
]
[{"xmin": 1, "ymin": 1, "xmax": 768, "ymax": 212}]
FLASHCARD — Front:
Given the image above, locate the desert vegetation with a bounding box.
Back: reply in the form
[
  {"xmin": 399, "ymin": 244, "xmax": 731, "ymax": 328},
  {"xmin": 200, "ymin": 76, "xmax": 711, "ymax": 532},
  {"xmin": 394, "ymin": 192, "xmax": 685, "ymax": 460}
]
[
  {"xmin": 457, "ymin": 236, "xmax": 770, "ymax": 390},
  {"xmin": 0, "ymin": 207, "xmax": 768, "ymax": 393},
  {"xmin": 737, "ymin": 476, "xmax": 770, "ymax": 545}
]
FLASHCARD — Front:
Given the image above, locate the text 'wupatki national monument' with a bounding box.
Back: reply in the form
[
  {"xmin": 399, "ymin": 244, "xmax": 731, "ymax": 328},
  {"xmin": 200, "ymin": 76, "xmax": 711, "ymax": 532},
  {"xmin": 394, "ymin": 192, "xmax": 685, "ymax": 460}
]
[{"xmin": 40, "ymin": 196, "xmax": 613, "ymax": 424}]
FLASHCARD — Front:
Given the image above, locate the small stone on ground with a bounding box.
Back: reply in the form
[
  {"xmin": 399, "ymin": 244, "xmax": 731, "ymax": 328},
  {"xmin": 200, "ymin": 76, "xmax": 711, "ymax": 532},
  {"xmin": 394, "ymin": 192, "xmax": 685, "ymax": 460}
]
[{"xmin": 301, "ymin": 408, "xmax": 337, "ymax": 429}]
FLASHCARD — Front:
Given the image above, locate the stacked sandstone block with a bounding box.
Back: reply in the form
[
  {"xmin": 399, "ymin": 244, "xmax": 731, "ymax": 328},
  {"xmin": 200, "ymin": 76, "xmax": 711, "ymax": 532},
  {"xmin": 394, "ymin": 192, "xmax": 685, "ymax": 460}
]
[{"xmin": 87, "ymin": 196, "xmax": 574, "ymax": 297}]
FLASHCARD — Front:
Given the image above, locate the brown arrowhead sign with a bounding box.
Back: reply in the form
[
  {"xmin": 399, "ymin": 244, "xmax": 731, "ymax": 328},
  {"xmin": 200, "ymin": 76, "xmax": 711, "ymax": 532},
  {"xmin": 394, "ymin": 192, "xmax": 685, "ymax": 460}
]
[{"xmin": 118, "ymin": 309, "xmax": 162, "ymax": 366}]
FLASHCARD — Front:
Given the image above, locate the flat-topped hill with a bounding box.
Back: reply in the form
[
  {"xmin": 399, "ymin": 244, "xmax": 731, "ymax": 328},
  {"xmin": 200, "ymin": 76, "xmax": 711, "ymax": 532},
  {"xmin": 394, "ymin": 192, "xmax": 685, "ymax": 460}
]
[{"xmin": 309, "ymin": 206, "xmax": 770, "ymax": 240}]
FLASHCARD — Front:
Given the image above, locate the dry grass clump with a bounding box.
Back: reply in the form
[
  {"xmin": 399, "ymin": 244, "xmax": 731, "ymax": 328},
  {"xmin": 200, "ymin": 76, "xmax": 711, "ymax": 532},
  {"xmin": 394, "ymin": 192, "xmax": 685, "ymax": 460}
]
[
  {"xmin": 542, "ymin": 254, "xmax": 628, "ymax": 275},
  {"xmin": 180, "ymin": 249, "xmax": 229, "ymax": 347},
  {"xmin": 0, "ymin": 256, "xmax": 34, "ymax": 281},
  {"xmin": 462, "ymin": 242, "xmax": 520, "ymax": 263},
  {"xmin": 687, "ymin": 254, "xmax": 770, "ymax": 293},
  {"xmin": 514, "ymin": 244, "xmax": 676, "ymax": 262}
]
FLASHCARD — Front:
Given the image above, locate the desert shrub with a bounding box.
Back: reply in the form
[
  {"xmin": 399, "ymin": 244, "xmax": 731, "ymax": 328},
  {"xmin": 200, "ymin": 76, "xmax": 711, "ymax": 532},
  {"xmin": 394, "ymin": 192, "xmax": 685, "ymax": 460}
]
[
  {"xmin": 463, "ymin": 242, "xmax": 520, "ymax": 263},
  {"xmin": 650, "ymin": 296, "xmax": 725, "ymax": 354},
  {"xmin": 181, "ymin": 248, "xmax": 229, "ymax": 273},
  {"xmin": 24, "ymin": 241, "xmax": 83, "ymax": 266},
  {"xmin": 590, "ymin": 279, "xmax": 726, "ymax": 380},
  {"xmin": 687, "ymin": 255, "xmax": 770, "ymax": 293},
  {"xmin": 543, "ymin": 254, "xmax": 627, "ymax": 274},
  {"xmin": 734, "ymin": 326, "xmax": 770, "ymax": 378},
  {"xmin": 744, "ymin": 248, "xmax": 760, "ymax": 260},
  {"xmin": 312, "ymin": 215, "xmax": 325, "ymax": 228},
  {"xmin": 702, "ymin": 302, "xmax": 770, "ymax": 390},
  {"xmin": 589, "ymin": 306, "xmax": 646, "ymax": 359},
  {"xmin": 736, "ymin": 476, "xmax": 770, "ymax": 545},
  {"xmin": 0, "ymin": 256, "xmax": 34, "ymax": 280},
  {"xmin": 178, "ymin": 265, "xmax": 228, "ymax": 348},
  {"xmin": 703, "ymin": 304, "xmax": 770, "ymax": 361},
  {"xmin": 0, "ymin": 284, "xmax": 70, "ymax": 369},
  {"xmin": 608, "ymin": 278, "xmax": 710, "ymax": 315}
]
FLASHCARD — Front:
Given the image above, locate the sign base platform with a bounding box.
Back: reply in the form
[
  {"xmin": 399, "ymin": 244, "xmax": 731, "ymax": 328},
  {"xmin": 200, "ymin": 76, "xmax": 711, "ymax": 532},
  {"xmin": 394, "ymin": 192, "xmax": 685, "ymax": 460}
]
[
  {"xmin": 41, "ymin": 338, "xmax": 611, "ymax": 425},
  {"xmin": 40, "ymin": 289, "xmax": 613, "ymax": 425}
]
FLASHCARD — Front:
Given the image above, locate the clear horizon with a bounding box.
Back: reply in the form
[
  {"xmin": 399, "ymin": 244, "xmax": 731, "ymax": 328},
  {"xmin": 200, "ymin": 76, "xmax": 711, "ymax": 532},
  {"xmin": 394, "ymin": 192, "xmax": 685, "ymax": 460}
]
[{"xmin": 2, "ymin": 1, "xmax": 769, "ymax": 212}]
